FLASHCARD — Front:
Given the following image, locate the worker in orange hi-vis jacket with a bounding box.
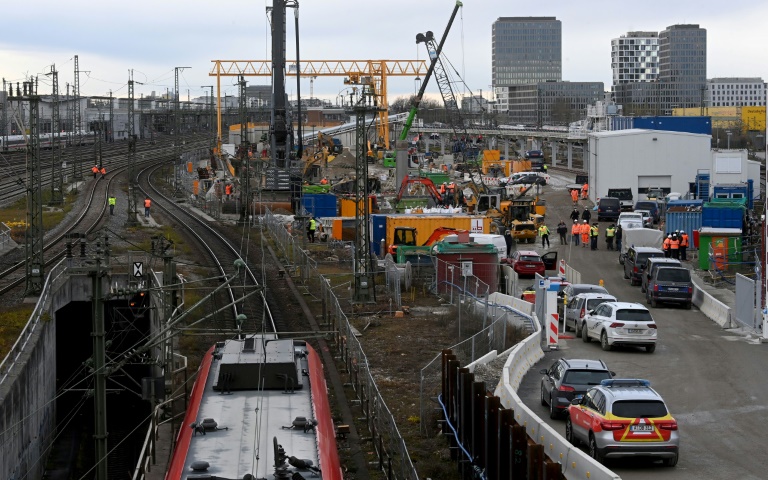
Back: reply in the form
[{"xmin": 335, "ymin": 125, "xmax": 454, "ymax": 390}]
[
  {"xmin": 579, "ymin": 220, "xmax": 590, "ymax": 247},
  {"xmin": 581, "ymin": 182, "xmax": 589, "ymax": 199},
  {"xmin": 570, "ymin": 188, "xmax": 578, "ymax": 205}
]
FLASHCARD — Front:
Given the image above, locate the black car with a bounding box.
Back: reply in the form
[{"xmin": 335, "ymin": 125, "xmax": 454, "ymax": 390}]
[
  {"xmin": 540, "ymin": 358, "xmax": 615, "ymax": 419},
  {"xmin": 511, "ymin": 174, "xmax": 546, "ymax": 186},
  {"xmin": 597, "ymin": 197, "xmax": 621, "ymax": 221},
  {"xmin": 624, "ymin": 246, "xmax": 665, "ymax": 286},
  {"xmin": 647, "ymin": 266, "xmax": 693, "ymax": 309}
]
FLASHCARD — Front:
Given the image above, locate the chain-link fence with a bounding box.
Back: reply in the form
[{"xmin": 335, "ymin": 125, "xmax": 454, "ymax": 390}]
[{"xmin": 263, "ymin": 208, "xmax": 418, "ymax": 479}]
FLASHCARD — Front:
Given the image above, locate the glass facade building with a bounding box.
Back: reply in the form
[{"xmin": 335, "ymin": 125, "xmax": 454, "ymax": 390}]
[
  {"xmin": 504, "ymin": 81, "xmax": 604, "ymax": 126},
  {"xmin": 707, "ymin": 78, "xmax": 766, "ymax": 107},
  {"xmin": 611, "ymin": 31, "xmax": 659, "ymax": 87},
  {"xmin": 492, "ymin": 16, "xmax": 562, "ymax": 111}
]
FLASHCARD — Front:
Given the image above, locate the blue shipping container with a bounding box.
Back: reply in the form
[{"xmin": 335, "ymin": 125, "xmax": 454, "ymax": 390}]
[
  {"xmin": 667, "ymin": 199, "xmax": 704, "ymax": 208},
  {"xmin": 632, "ymin": 116, "xmax": 712, "ymax": 135},
  {"xmin": 701, "ymin": 205, "xmax": 743, "ymax": 230},
  {"xmin": 301, "ymin": 194, "xmax": 337, "ymax": 218},
  {"xmin": 665, "ymin": 210, "xmax": 702, "ymax": 236},
  {"xmin": 712, "ymin": 183, "xmax": 753, "ymax": 210},
  {"xmin": 371, "ymin": 214, "xmax": 388, "ymax": 256}
]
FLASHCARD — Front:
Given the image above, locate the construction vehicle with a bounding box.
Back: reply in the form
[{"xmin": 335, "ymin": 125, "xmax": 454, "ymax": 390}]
[
  {"xmin": 388, "ymin": 226, "xmax": 468, "ymax": 256},
  {"xmin": 395, "ymin": 174, "xmax": 443, "ymax": 208},
  {"xmin": 486, "ymin": 192, "xmax": 544, "ymax": 244}
]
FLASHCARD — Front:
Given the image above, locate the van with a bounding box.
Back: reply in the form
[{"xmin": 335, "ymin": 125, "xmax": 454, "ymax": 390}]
[
  {"xmin": 646, "ymin": 267, "xmax": 693, "ymax": 309},
  {"xmin": 607, "ymin": 188, "xmax": 634, "ymax": 211},
  {"xmin": 641, "ymin": 258, "xmax": 682, "ymax": 293},
  {"xmin": 469, "ymin": 233, "xmax": 508, "ymax": 261},
  {"xmin": 597, "ymin": 197, "xmax": 621, "ymax": 221},
  {"xmin": 624, "ymin": 246, "xmax": 665, "ymax": 286}
]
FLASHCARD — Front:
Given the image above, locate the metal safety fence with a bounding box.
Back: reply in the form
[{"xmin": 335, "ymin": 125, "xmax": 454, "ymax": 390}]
[
  {"xmin": 263, "ymin": 208, "xmax": 418, "ymax": 480},
  {"xmin": 0, "ymin": 222, "xmax": 11, "ymax": 249}
]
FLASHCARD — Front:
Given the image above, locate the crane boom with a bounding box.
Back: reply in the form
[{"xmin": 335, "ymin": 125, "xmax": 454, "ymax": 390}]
[{"xmin": 399, "ymin": 0, "xmax": 463, "ymax": 142}]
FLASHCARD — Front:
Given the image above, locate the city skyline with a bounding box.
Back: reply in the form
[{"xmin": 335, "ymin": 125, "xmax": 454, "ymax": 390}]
[{"xmin": 0, "ymin": 0, "xmax": 766, "ymax": 103}]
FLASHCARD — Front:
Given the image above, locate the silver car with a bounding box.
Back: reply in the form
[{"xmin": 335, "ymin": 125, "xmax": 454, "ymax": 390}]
[{"xmin": 564, "ymin": 293, "xmax": 617, "ymax": 336}]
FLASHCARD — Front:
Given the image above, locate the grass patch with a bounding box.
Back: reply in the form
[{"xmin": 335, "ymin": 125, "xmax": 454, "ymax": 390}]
[
  {"xmin": 1, "ymin": 191, "xmax": 78, "ymax": 242},
  {"xmin": 0, "ymin": 305, "xmax": 35, "ymax": 360}
]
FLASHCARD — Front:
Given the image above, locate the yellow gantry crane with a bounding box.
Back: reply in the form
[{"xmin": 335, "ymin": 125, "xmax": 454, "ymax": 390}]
[{"xmin": 209, "ymin": 60, "xmax": 428, "ymax": 150}]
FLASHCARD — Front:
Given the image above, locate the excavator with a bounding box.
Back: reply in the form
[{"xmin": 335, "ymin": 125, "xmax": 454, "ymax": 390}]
[
  {"xmin": 388, "ymin": 226, "xmax": 468, "ymax": 257},
  {"xmin": 302, "ymin": 132, "xmax": 342, "ymax": 184},
  {"xmin": 394, "ymin": 174, "xmax": 443, "ymax": 209}
]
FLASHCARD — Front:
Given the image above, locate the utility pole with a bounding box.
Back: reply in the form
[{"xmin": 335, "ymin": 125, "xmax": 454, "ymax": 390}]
[
  {"xmin": 65, "ymin": 83, "xmax": 71, "ymax": 146},
  {"xmin": 126, "ymin": 71, "xmax": 139, "ymax": 226},
  {"xmin": 90, "ymin": 238, "xmax": 108, "ymax": 480},
  {"xmin": 46, "ymin": 66, "xmax": 64, "ymax": 204},
  {"xmin": 353, "ymin": 85, "xmax": 382, "ymax": 303},
  {"xmin": 201, "ymin": 85, "xmax": 214, "ymax": 145},
  {"xmin": 174, "ymin": 67, "xmax": 190, "ymax": 194},
  {"xmin": 73, "ymin": 55, "xmax": 83, "ymax": 179},
  {"xmin": 238, "ymin": 76, "xmax": 250, "ymax": 224},
  {"xmin": 109, "ymin": 90, "xmax": 114, "ymax": 143},
  {"xmin": 1, "ymin": 78, "xmax": 7, "ymax": 147},
  {"xmin": 10, "ymin": 79, "xmax": 45, "ymax": 295}
]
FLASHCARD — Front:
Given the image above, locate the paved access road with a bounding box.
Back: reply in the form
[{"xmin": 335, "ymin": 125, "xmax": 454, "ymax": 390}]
[{"xmin": 516, "ymin": 171, "xmax": 768, "ymax": 479}]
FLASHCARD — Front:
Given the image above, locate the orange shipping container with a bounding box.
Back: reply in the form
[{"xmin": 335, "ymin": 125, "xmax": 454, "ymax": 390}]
[
  {"xmin": 339, "ymin": 197, "xmax": 374, "ymax": 217},
  {"xmin": 384, "ymin": 215, "xmax": 491, "ymax": 253}
]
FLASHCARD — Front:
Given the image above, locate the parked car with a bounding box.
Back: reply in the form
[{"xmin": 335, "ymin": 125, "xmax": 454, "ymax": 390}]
[
  {"xmin": 646, "ymin": 267, "xmax": 693, "ymax": 309},
  {"xmin": 597, "ymin": 197, "xmax": 621, "ymax": 221},
  {"xmin": 510, "ymin": 174, "xmax": 546, "ymax": 186},
  {"xmin": 564, "ymin": 293, "xmax": 618, "ymax": 336},
  {"xmin": 623, "ymin": 246, "xmax": 665, "ymax": 286},
  {"xmin": 505, "ymin": 171, "xmax": 550, "ymax": 184},
  {"xmin": 634, "ymin": 201, "xmax": 660, "ymax": 223},
  {"xmin": 617, "ymin": 211, "xmax": 643, "ymax": 228},
  {"xmin": 506, "ymin": 250, "xmax": 546, "ymax": 277},
  {"xmin": 607, "ymin": 188, "xmax": 634, "ymax": 211},
  {"xmin": 540, "ymin": 358, "xmax": 615, "ymax": 419},
  {"xmin": 641, "ymin": 258, "xmax": 682, "ymax": 293},
  {"xmin": 581, "ymin": 302, "xmax": 658, "ymax": 352},
  {"xmin": 558, "ymin": 284, "xmax": 610, "ymax": 318},
  {"xmin": 633, "ymin": 209, "xmax": 654, "ymax": 228},
  {"xmin": 566, "ymin": 379, "xmax": 679, "ymax": 466}
]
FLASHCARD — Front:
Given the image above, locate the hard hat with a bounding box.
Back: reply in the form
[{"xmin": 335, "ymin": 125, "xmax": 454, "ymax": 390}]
[
  {"xmin": 668, "ymin": 234, "xmax": 672, "ymax": 238},
  {"xmin": 583, "ymin": 220, "xmax": 587, "ymax": 223},
  {"xmin": 680, "ymin": 230, "xmax": 685, "ymax": 233}
]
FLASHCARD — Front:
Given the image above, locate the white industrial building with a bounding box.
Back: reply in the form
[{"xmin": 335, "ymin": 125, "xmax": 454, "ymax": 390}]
[{"xmin": 586, "ymin": 129, "xmax": 759, "ymax": 202}]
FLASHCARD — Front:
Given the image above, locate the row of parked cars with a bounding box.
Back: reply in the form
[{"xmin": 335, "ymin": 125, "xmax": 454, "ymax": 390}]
[
  {"xmin": 621, "ymin": 245, "xmax": 694, "ymax": 309},
  {"xmin": 540, "ymin": 359, "xmax": 679, "ymax": 467}
]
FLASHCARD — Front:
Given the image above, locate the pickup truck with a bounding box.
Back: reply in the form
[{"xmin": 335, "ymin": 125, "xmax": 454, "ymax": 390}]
[{"xmin": 607, "ymin": 188, "xmax": 634, "ymax": 211}]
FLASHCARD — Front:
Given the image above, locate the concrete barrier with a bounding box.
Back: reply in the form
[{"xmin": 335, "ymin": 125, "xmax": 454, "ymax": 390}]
[
  {"xmin": 692, "ymin": 284, "xmax": 732, "ymax": 328},
  {"xmin": 488, "ymin": 291, "xmax": 533, "ymax": 316},
  {"xmin": 488, "ymin": 316, "xmax": 621, "ymax": 480}
]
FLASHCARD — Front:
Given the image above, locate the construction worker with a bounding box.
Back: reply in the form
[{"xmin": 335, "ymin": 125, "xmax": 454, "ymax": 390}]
[
  {"xmin": 447, "ymin": 182, "xmax": 456, "ymax": 206},
  {"xmin": 556, "ymin": 220, "xmax": 567, "ymax": 244},
  {"xmin": 580, "ymin": 220, "xmax": 590, "ymax": 247},
  {"xmin": 320, "ymin": 177, "xmax": 328, "ymax": 185},
  {"xmin": 570, "ymin": 188, "xmax": 579, "ymax": 205},
  {"xmin": 100, "ymin": 166, "xmax": 106, "ymax": 178},
  {"xmin": 504, "ymin": 229, "xmax": 514, "ymax": 257},
  {"xmin": 92, "ymin": 165, "xmax": 99, "ymax": 178},
  {"xmin": 307, "ymin": 216, "xmax": 317, "ymax": 243},
  {"xmin": 108, "ymin": 195, "xmax": 116, "ymax": 215},
  {"xmin": 605, "ymin": 224, "xmax": 616, "ymax": 250},
  {"xmin": 581, "ymin": 207, "xmax": 591, "ymax": 224},
  {"xmin": 663, "ymin": 234, "xmax": 672, "ymax": 258},
  {"xmin": 571, "ymin": 220, "xmax": 581, "ymax": 246},
  {"xmin": 670, "ymin": 233, "xmax": 680, "ymax": 260},
  {"xmin": 225, "ymin": 184, "xmax": 232, "ymax": 198},
  {"xmin": 615, "ymin": 225, "xmax": 623, "ymax": 252},
  {"xmin": 569, "ymin": 207, "xmax": 580, "ymax": 223},
  {"xmin": 581, "ymin": 182, "xmax": 589, "ymax": 200},
  {"xmin": 539, "ymin": 223, "xmax": 550, "ymax": 248},
  {"xmin": 680, "ymin": 230, "xmax": 689, "ymax": 261},
  {"xmin": 144, "ymin": 197, "xmax": 151, "ymax": 217},
  {"xmin": 590, "ymin": 223, "xmax": 599, "ymax": 250}
]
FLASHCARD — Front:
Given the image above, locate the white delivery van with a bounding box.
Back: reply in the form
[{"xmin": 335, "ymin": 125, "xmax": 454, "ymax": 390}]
[{"xmin": 469, "ymin": 233, "xmax": 508, "ymax": 262}]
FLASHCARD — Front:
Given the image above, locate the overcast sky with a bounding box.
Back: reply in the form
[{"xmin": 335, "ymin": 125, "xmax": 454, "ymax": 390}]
[{"xmin": 1, "ymin": 0, "xmax": 766, "ymax": 104}]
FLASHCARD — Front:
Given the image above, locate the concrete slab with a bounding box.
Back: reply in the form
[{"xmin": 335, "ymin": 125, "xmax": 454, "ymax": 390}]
[{"xmin": 136, "ymin": 214, "xmax": 162, "ymax": 228}]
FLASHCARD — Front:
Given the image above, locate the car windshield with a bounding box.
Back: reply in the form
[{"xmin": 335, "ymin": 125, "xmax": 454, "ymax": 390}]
[
  {"xmin": 657, "ymin": 269, "xmax": 691, "ymax": 282},
  {"xmin": 620, "ymin": 214, "xmax": 642, "ymax": 220},
  {"xmin": 563, "ymin": 370, "xmax": 612, "ymax": 385},
  {"xmin": 586, "ymin": 298, "xmax": 612, "ymax": 310},
  {"xmin": 611, "ymin": 400, "xmax": 668, "ymax": 418},
  {"xmin": 600, "ymin": 200, "xmax": 620, "ymax": 207},
  {"xmin": 636, "ymin": 202, "xmax": 656, "ymax": 211},
  {"xmin": 616, "ymin": 309, "xmax": 654, "ymax": 322},
  {"xmin": 519, "ymin": 255, "xmax": 541, "ymax": 262},
  {"xmin": 575, "ymin": 285, "xmax": 608, "ymax": 296}
]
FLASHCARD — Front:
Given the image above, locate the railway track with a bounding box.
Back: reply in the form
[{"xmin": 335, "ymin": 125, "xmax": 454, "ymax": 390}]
[
  {"xmin": 0, "ymin": 134, "xmax": 211, "ymax": 206},
  {"xmin": 140, "ymin": 163, "xmax": 281, "ymax": 334},
  {"xmin": 0, "ymin": 144, "xmax": 192, "ymax": 297}
]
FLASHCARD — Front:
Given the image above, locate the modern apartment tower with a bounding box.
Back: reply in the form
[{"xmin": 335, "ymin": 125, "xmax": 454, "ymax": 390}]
[
  {"xmin": 492, "ymin": 17, "xmax": 562, "ymax": 112},
  {"xmin": 611, "ymin": 31, "xmax": 659, "ymax": 87},
  {"xmin": 613, "ymin": 24, "xmax": 706, "ymax": 114}
]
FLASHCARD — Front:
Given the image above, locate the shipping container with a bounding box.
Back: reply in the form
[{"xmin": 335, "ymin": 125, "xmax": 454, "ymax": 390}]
[
  {"xmin": 632, "ymin": 116, "xmax": 712, "ymax": 135},
  {"xmin": 702, "ymin": 201, "xmax": 745, "ymax": 229},
  {"xmin": 384, "ymin": 215, "xmax": 491, "ymax": 254},
  {"xmin": 301, "ymin": 193, "xmax": 337, "ymax": 218},
  {"xmin": 697, "ymin": 228, "xmax": 742, "ymax": 270},
  {"xmin": 339, "ymin": 196, "xmax": 376, "ymax": 217},
  {"xmin": 712, "ymin": 182, "xmax": 753, "ymax": 209},
  {"xmin": 433, "ymin": 243, "xmax": 499, "ymax": 294},
  {"xmin": 371, "ymin": 214, "xmax": 388, "ymax": 256},
  {"xmin": 665, "ymin": 208, "xmax": 702, "ymax": 235},
  {"xmin": 317, "ymin": 217, "xmax": 356, "ymax": 241},
  {"xmin": 666, "ymin": 199, "xmax": 704, "ymax": 208}
]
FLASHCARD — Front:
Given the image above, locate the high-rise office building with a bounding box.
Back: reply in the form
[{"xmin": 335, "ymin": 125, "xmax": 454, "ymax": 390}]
[
  {"xmin": 614, "ymin": 24, "xmax": 706, "ymax": 114},
  {"xmin": 707, "ymin": 78, "xmax": 765, "ymax": 107},
  {"xmin": 492, "ymin": 17, "xmax": 561, "ymax": 112},
  {"xmin": 611, "ymin": 31, "xmax": 659, "ymax": 87}
]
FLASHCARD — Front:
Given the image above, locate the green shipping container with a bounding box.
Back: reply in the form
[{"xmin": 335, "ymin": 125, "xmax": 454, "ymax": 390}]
[{"xmin": 697, "ymin": 227, "xmax": 742, "ymax": 270}]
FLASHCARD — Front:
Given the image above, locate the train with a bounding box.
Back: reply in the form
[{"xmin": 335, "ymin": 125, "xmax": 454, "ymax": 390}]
[{"xmin": 0, "ymin": 131, "xmax": 97, "ymax": 152}]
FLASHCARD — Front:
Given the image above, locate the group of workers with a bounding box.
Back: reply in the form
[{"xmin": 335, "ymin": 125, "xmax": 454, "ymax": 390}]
[
  {"xmin": 566, "ymin": 219, "xmax": 623, "ymax": 252},
  {"xmin": 570, "ymin": 183, "xmax": 589, "ymax": 205},
  {"xmin": 92, "ymin": 165, "xmax": 107, "ymax": 178},
  {"xmin": 439, "ymin": 182, "xmax": 461, "ymax": 207},
  {"xmin": 662, "ymin": 230, "xmax": 689, "ymax": 260},
  {"xmin": 104, "ymin": 196, "xmax": 152, "ymax": 218}
]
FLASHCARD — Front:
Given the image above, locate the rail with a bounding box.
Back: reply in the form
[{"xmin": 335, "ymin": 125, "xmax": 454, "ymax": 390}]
[{"xmin": 263, "ymin": 207, "xmax": 419, "ymax": 480}]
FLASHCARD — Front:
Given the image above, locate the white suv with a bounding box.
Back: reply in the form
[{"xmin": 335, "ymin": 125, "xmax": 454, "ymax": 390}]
[{"xmin": 581, "ymin": 302, "xmax": 657, "ymax": 353}]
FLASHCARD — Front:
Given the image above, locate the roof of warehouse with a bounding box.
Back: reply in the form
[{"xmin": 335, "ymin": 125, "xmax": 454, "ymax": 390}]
[{"xmin": 589, "ymin": 128, "xmax": 710, "ymax": 138}]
